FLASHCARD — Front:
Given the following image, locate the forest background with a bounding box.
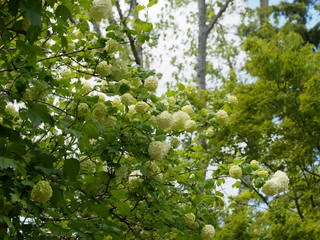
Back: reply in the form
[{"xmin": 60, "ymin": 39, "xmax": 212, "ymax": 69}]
[{"xmin": 0, "ymin": 0, "xmax": 319, "ymax": 239}]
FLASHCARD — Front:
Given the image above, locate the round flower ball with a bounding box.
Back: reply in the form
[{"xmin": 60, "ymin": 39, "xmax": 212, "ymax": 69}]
[
  {"xmin": 201, "ymin": 224, "xmax": 215, "ymax": 240},
  {"xmin": 229, "ymin": 165, "xmax": 242, "ymax": 179},
  {"xmin": 88, "ymin": 0, "xmax": 113, "ymax": 22},
  {"xmin": 215, "ymin": 110, "xmax": 228, "ymax": 124},
  {"xmin": 185, "ymin": 120, "xmax": 197, "ymax": 133},
  {"xmin": 184, "ymin": 213, "xmax": 196, "ymax": 226},
  {"xmin": 156, "ymin": 111, "xmax": 173, "ymax": 130},
  {"xmin": 135, "ymin": 101, "xmax": 149, "ymax": 114},
  {"xmin": 78, "ymin": 103, "xmax": 89, "ymax": 117},
  {"xmin": 258, "ymin": 170, "xmax": 269, "ymax": 179},
  {"xmin": 92, "ymin": 102, "xmax": 108, "ymax": 119},
  {"xmin": 121, "ymin": 93, "xmax": 134, "ymax": 106},
  {"xmin": 172, "ymin": 111, "xmax": 190, "ymax": 131},
  {"xmin": 262, "ymin": 178, "xmax": 280, "ymax": 196},
  {"xmin": 5, "ymin": 104, "xmax": 18, "ymax": 117},
  {"xmin": 205, "ymin": 127, "xmax": 214, "ymax": 137},
  {"xmin": 272, "ymin": 170, "xmax": 289, "ymax": 193},
  {"xmin": 250, "ymin": 160, "xmax": 260, "ymax": 170},
  {"xmin": 78, "ymin": 81, "xmax": 91, "ymax": 95},
  {"xmin": 111, "ymin": 60, "xmax": 128, "ymax": 78},
  {"xmin": 170, "ymin": 138, "xmax": 180, "ymax": 148},
  {"xmin": 182, "ymin": 105, "xmax": 193, "ymax": 115},
  {"xmin": 96, "ymin": 61, "xmax": 112, "ymax": 77},
  {"xmin": 105, "ymin": 38, "xmax": 119, "ymax": 53},
  {"xmin": 31, "ymin": 180, "xmax": 53, "ymax": 203},
  {"xmin": 61, "ymin": 69, "xmax": 71, "ymax": 79},
  {"xmin": 144, "ymin": 76, "xmax": 158, "ymax": 91},
  {"xmin": 228, "ymin": 95, "xmax": 238, "ymax": 105},
  {"xmin": 148, "ymin": 141, "xmax": 170, "ymax": 161}
]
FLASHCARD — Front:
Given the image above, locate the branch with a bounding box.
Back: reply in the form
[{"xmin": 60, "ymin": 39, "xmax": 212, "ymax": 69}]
[
  {"xmin": 240, "ymin": 178, "xmax": 269, "ymax": 206},
  {"xmin": 115, "ymin": 0, "xmax": 142, "ymax": 66},
  {"xmin": 205, "ymin": 0, "xmax": 232, "ymax": 37}
]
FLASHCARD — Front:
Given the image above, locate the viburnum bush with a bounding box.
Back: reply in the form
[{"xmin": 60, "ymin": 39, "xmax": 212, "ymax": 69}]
[{"xmin": 0, "ymin": 0, "xmax": 289, "ymax": 239}]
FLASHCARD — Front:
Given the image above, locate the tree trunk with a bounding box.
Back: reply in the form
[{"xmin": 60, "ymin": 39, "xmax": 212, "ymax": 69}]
[
  {"xmin": 197, "ymin": 0, "xmax": 207, "ymax": 91},
  {"xmin": 259, "ymin": 0, "xmax": 269, "ymax": 26}
]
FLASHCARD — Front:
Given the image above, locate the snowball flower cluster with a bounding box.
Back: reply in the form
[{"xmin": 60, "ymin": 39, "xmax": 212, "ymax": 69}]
[
  {"xmin": 228, "ymin": 95, "xmax": 238, "ymax": 105},
  {"xmin": 168, "ymin": 97, "xmax": 176, "ymax": 105},
  {"xmin": 5, "ymin": 104, "xmax": 18, "ymax": 117},
  {"xmin": 128, "ymin": 170, "xmax": 143, "ymax": 184},
  {"xmin": 144, "ymin": 76, "xmax": 158, "ymax": 91},
  {"xmin": 100, "ymin": 80, "xmax": 108, "ymax": 91},
  {"xmin": 31, "ymin": 180, "xmax": 53, "ymax": 203},
  {"xmin": 78, "ymin": 81, "xmax": 91, "ymax": 95},
  {"xmin": 96, "ymin": 61, "xmax": 112, "ymax": 77},
  {"xmin": 160, "ymin": 100, "xmax": 169, "ymax": 109},
  {"xmin": 182, "ymin": 105, "xmax": 193, "ymax": 114},
  {"xmin": 121, "ymin": 93, "xmax": 134, "ymax": 106},
  {"xmin": 112, "ymin": 97, "xmax": 121, "ymax": 106},
  {"xmin": 186, "ymin": 84, "xmax": 196, "ymax": 96},
  {"xmin": 135, "ymin": 101, "xmax": 149, "ymax": 114},
  {"xmin": 229, "ymin": 165, "xmax": 242, "ymax": 179},
  {"xmin": 148, "ymin": 141, "xmax": 170, "ymax": 161},
  {"xmin": 112, "ymin": 60, "xmax": 128, "ymax": 78},
  {"xmin": 215, "ymin": 110, "xmax": 228, "ymax": 124},
  {"xmin": 88, "ymin": 0, "xmax": 113, "ymax": 22},
  {"xmin": 201, "ymin": 224, "xmax": 215, "ymax": 240},
  {"xmin": 258, "ymin": 170, "xmax": 269, "ymax": 179},
  {"xmin": 105, "ymin": 38, "xmax": 119, "ymax": 53},
  {"xmin": 250, "ymin": 160, "xmax": 260, "ymax": 169},
  {"xmin": 156, "ymin": 111, "xmax": 173, "ymax": 130},
  {"xmin": 170, "ymin": 138, "xmax": 180, "ymax": 148},
  {"xmin": 205, "ymin": 127, "xmax": 214, "ymax": 137},
  {"xmin": 184, "ymin": 213, "xmax": 196, "ymax": 227},
  {"xmin": 172, "ymin": 111, "xmax": 190, "ymax": 130},
  {"xmin": 75, "ymin": 29, "xmax": 84, "ymax": 39},
  {"xmin": 67, "ymin": 42, "xmax": 75, "ymax": 52},
  {"xmin": 262, "ymin": 170, "xmax": 289, "ymax": 196},
  {"xmin": 92, "ymin": 102, "xmax": 108, "ymax": 119},
  {"xmin": 101, "ymin": 115, "xmax": 117, "ymax": 129},
  {"xmin": 61, "ymin": 69, "xmax": 71, "ymax": 79},
  {"xmin": 78, "ymin": 103, "xmax": 89, "ymax": 117},
  {"xmin": 185, "ymin": 120, "xmax": 197, "ymax": 133}
]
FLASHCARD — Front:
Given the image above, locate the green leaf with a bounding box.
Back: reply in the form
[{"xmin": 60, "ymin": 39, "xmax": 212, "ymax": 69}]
[
  {"xmin": 27, "ymin": 103, "xmax": 54, "ymax": 127},
  {"xmin": 91, "ymin": 204, "xmax": 110, "ymax": 218},
  {"xmin": 119, "ymin": 84, "xmax": 130, "ymax": 94},
  {"xmin": 117, "ymin": 202, "xmax": 131, "ymax": 216},
  {"xmin": 63, "ymin": 158, "xmax": 79, "ymax": 181},
  {"xmin": 147, "ymin": 0, "xmax": 158, "ymax": 7},
  {"xmin": 111, "ymin": 190, "xmax": 127, "ymax": 200},
  {"xmin": 0, "ymin": 157, "xmax": 17, "ymax": 169},
  {"xmin": 135, "ymin": 5, "xmax": 145, "ymax": 13},
  {"xmin": 232, "ymin": 181, "xmax": 241, "ymax": 188},
  {"xmin": 55, "ymin": 5, "xmax": 71, "ymax": 21},
  {"xmin": 82, "ymin": 123, "xmax": 99, "ymax": 139},
  {"xmin": 19, "ymin": 0, "xmax": 42, "ymax": 27}
]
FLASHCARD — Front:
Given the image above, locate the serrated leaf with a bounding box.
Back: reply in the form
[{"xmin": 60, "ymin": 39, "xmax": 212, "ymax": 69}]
[
  {"xmin": 82, "ymin": 123, "xmax": 99, "ymax": 139},
  {"xmin": 27, "ymin": 103, "xmax": 54, "ymax": 127},
  {"xmin": 232, "ymin": 181, "xmax": 241, "ymax": 188},
  {"xmin": 0, "ymin": 157, "xmax": 17, "ymax": 169},
  {"xmin": 63, "ymin": 158, "xmax": 79, "ymax": 181},
  {"xmin": 55, "ymin": 5, "xmax": 71, "ymax": 21},
  {"xmin": 111, "ymin": 190, "xmax": 127, "ymax": 200},
  {"xmin": 117, "ymin": 202, "xmax": 131, "ymax": 216}
]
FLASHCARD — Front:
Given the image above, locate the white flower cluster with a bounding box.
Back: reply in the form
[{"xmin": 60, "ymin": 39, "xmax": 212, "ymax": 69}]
[
  {"xmin": 96, "ymin": 61, "xmax": 112, "ymax": 77},
  {"xmin": 61, "ymin": 69, "xmax": 71, "ymax": 79},
  {"xmin": 5, "ymin": 104, "xmax": 18, "ymax": 117},
  {"xmin": 88, "ymin": 0, "xmax": 113, "ymax": 22},
  {"xmin": 75, "ymin": 29, "xmax": 84, "ymax": 39},
  {"xmin": 228, "ymin": 95, "xmax": 238, "ymax": 105},
  {"xmin": 78, "ymin": 81, "xmax": 91, "ymax": 95},
  {"xmin": 184, "ymin": 213, "xmax": 199, "ymax": 229},
  {"xmin": 262, "ymin": 170, "xmax": 289, "ymax": 196},
  {"xmin": 250, "ymin": 160, "xmax": 259, "ymax": 169},
  {"xmin": 105, "ymin": 39, "xmax": 119, "ymax": 53},
  {"xmin": 78, "ymin": 103, "xmax": 89, "ymax": 117},
  {"xmin": 148, "ymin": 141, "xmax": 170, "ymax": 161},
  {"xmin": 121, "ymin": 93, "xmax": 134, "ymax": 106},
  {"xmin": 170, "ymin": 138, "xmax": 179, "ymax": 148},
  {"xmin": 31, "ymin": 180, "xmax": 53, "ymax": 203},
  {"xmin": 215, "ymin": 110, "xmax": 228, "ymax": 124},
  {"xmin": 156, "ymin": 111, "xmax": 173, "ymax": 130},
  {"xmin": 205, "ymin": 127, "xmax": 214, "ymax": 137},
  {"xmin": 135, "ymin": 101, "xmax": 149, "ymax": 114},
  {"xmin": 258, "ymin": 170, "xmax": 269, "ymax": 179},
  {"xmin": 182, "ymin": 105, "xmax": 193, "ymax": 114},
  {"xmin": 201, "ymin": 224, "xmax": 215, "ymax": 240},
  {"xmin": 144, "ymin": 76, "xmax": 158, "ymax": 91},
  {"xmin": 79, "ymin": 156, "xmax": 94, "ymax": 173},
  {"xmin": 116, "ymin": 165, "xmax": 128, "ymax": 181},
  {"xmin": 112, "ymin": 60, "xmax": 128, "ymax": 78},
  {"xmin": 185, "ymin": 120, "xmax": 197, "ymax": 133},
  {"xmin": 172, "ymin": 111, "xmax": 190, "ymax": 130},
  {"xmin": 128, "ymin": 170, "xmax": 143, "ymax": 184},
  {"xmin": 229, "ymin": 165, "xmax": 242, "ymax": 179}
]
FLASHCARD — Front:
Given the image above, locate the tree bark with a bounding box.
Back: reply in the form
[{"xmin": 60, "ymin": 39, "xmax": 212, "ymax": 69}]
[
  {"xmin": 259, "ymin": 0, "xmax": 269, "ymax": 26},
  {"xmin": 197, "ymin": 0, "xmax": 207, "ymax": 91}
]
